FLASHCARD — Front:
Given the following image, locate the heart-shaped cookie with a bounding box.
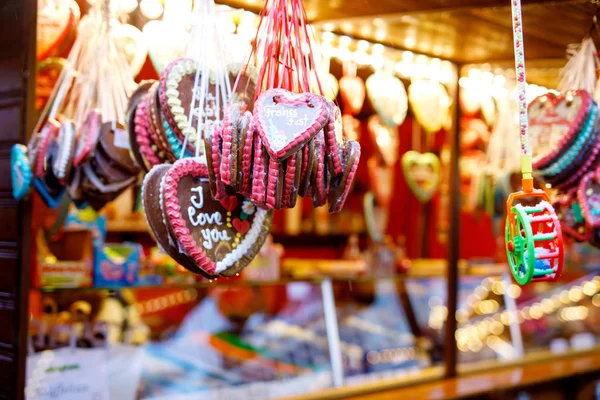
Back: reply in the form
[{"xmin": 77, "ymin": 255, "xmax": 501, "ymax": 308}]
[
  {"xmin": 553, "ymin": 191, "xmax": 590, "ymax": 242},
  {"xmin": 37, "ymin": 0, "xmax": 80, "ymax": 61},
  {"xmin": 339, "ymin": 76, "xmax": 365, "ymax": 115},
  {"xmin": 52, "ymin": 120, "xmax": 76, "ymax": 182},
  {"xmin": 142, "ymin": 164, "xmax": 206, "ymax": 275},
  {"xmin": 34, "ymin": 176, "xmax": 65, "ymax": 209},
  {"xmin": 11, "ymin": 144, "xmax": 32, "ymax": 200},
  {"xmin": 366, "ymin": 72, "xmax": 408, "ymax": 127},
  {"xmin": 401, "ymin": 151, "xmax": 440, "ymax": 202},
  {"xmin": 578, "ymin": 168, "xmax": 600, "ymax": 228},
  {"xmin": 367, "ymin": 115, "xmax": 399, "ymax": 166},
  {"xmin": 162, "ymin": 158, "xmax": 273, "ymax": 277},
  {"xmin": 160, "ymin": 59, "xmax": 245, "ymax": 154},
  {"xmin": 255, "ymin": 88, "xmax": 328, "ymax": 160},
  {"xmin": 529, "ymin": 90, "xmax": 592, "ymax": 168},
  {"xmin": 113, "ymin": 23, "xmax": 148, "ymax": 78},
  {"xmin": 409, "ymin": 79, "xmax": 451, "ymax": 133},
  {"xmin": 328, "ymin": 139, "xmax": 361, "ymax": 213},
  {"xmin": 74, "ymin": 109, "xmax": 101, "ymax": 166}
]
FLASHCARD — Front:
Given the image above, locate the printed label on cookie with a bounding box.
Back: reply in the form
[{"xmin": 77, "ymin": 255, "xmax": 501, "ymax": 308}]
[
  {"xmin": 263, "ymin": 102, "xmax": 317, "ymax": 151},
  {"xmin": 113, "ymin": 128, "xmax": 130, "ymax": 150}
]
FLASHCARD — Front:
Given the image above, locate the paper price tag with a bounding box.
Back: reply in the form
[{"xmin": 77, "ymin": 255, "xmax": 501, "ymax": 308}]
[
  {"xmin": 114, "ymin": 128, "xmax": 130, "ymax": 150},
  {"xmin": 26, "ymin": 348, "xmax": 110, "ymax": 400}
]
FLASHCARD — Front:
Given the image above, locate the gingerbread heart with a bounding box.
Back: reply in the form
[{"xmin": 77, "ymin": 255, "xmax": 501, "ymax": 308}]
[
  {"xmin": 162, "ymin": 158, "xmax": 273, "ymax": 277},
  {"xmin": 578, "ymin": 168, "xmax": 600, "ymax": 228},
  {"xmin": 37, "ymin": 0, "xmax": 80, "ymax": 61},
  {"xmin": 367, "ymin": 115, "xmax": 399, "ymax": 166},
  {"xmin": 141, "ymin": 164, "xmax": 206, "ymax": 274},
  {"xmin": 408, "ymin": 79, "xmax": 451, "ymax": 133},
  {"xmin": 52, "ymin": 120, "xmax": 76, "ymax": 182},
  {"xmin": 11, "ymin": 144, "xmax": 32, "ymax": 200},
  {"xmin": 366, "ymin": 72, "xmax": 408, "ymax": 127},
  {"xmin": 401, "ymin": 151, "xmax": 440, "ymax": 202},
  {"xmin": 255, "ymin": 89, "xmax": 328, "ymax": 160},
  {"xmin": 160, "ymin": 58, "xmax": 243, "ymax": 154},
  {"xmin": 339, "ymin": 76, "xmax": 365, "ymax": 115},
  {"xmin": 529, "ymin": 90, "xmax": 592, "ymax": 168},
  {"xmin": 554, "ymin": 191, "xmax": 590, "ymax": 242}
]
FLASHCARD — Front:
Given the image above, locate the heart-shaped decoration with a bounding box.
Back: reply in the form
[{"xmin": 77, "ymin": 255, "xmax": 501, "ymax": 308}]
[
  {"xmin": 367, "ymin": 115, "xmax": 399, "ymax": 166},
  {"xmin": 339, "ymin": 76, "xmax": 365, "ymax": 115},
  {"xmin": 255, "ymin": 88, "xmax": 328, "ymax": 160},
  {"xmin": 312, "ymin": 72, "xmax": 339, "ymax": 102},
  {"xmin": 459, "ymin": 84, "xmax": 482, "ymax": 116},
  {"xmin": 232, "ymin": 218, "xmax": 250, "ymax": 235},
  {"xmin": 401, "ymin": 150, "xmax": 440, "ymax": 202},
  {"xmin": 143, "ymin": 20, "xmax": 187, "ymax": 74},
  {"xmin": 36, "ymin": 58, "xmax": 66, "ymax": 113},
  {"xmin": 11, "ymin": 144, "xmax": 32, "ymax": 200},
  {"xmin": 578, "ymin": 168, "xmax": 600, "ymax": 228},
  {"xmin": 367, "ymin": 156, "xmax": 394, "ymax": 209},
  {"xmin": 529, "ymin": 90, "xmax": 592, "ymax": 168},
  {"xmin": 37, "ymin": 0, "xmax": 80, "ymax": 61},
  {"xmin": 408, "ymin": 79, "xmax": 451, "ymax": 133},
  {"xmin": 161, "ymin": 158, "xmax": 273, "ymax": 277},
  {"xmin": 366, "ymin": 72, "xmax": 408, "ymax": 127},
  {"xmin": 113, "ymin": 23, "xmax": 148, "ymax": 78},
  {"xmin": 460, "ymin": 118, "xmax": 490, "ymax": 150},
  {"xmin": 220, "ymin": 195, "xmax": 238, "ymax": 212},
  {"xmin": 342, "ymin": 115, "xmax": 361, "ymax": 141},
  {"xmin": 363, "ymin": 191, "xmax": 388, "ymax": 243}
]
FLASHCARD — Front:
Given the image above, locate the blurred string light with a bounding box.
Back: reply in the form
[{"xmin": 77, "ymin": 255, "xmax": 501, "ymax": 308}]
[
  {"xmin": 85, "ymin": 1, "xmax": 457, "ymax": 85},
  {"xmin": 140, "ymin": 0, "xmax": 163, "ymax": 19},
  {"xmin": 455, "ymin": 276, "xmax": 600, "ymax": 353}
]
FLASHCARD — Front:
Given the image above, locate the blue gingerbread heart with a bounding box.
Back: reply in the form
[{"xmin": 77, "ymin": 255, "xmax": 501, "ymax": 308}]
[
  {"xmin": 11, "ymin": 144, "xmax": 32, "ymax": 200},
  {"xmin": 34, "ymin": 177, "xmax": 66, "ymax": 209}
]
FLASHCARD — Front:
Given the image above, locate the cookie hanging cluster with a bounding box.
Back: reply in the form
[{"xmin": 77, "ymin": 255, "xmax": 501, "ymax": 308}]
[{"xmin": 208, "ymin": 89, "xmax": 360, "ymax": 212}]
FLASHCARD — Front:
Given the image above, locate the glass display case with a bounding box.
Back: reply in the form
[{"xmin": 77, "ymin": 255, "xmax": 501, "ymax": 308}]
[{"xmin": 28, "ymin": 262, "xmax": 600, "ymax": 399}]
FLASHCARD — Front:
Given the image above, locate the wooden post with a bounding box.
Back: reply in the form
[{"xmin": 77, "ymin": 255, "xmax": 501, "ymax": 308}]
[
  {"xmin": 444, "ymin": 63, "xmax": 461, "ymax": 379},
  {"xmin": 0, "ymin": 1, "xmax": 37, "ymax": 399}
]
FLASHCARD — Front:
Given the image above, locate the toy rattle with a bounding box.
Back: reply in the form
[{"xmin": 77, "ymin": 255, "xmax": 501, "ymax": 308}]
[{"xmin": 505, "ymin": 0, "xmax": 564, "ymax": 285}]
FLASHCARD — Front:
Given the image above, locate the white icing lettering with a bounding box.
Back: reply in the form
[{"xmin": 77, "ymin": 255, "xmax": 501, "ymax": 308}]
[
  {"xmin": 190, "ymin": 186, "xmax": 204, "ymax": 209},
  {"xmin": 187, "ymin": 185, "xmax": 231, "ymax": 250},
  {"xmin": 201, "ymin": 228, "xmax": 232, "ymax": 249}
]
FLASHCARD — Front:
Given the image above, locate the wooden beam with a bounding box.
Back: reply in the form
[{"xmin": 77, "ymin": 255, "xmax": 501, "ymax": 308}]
[{"xmin": 313, "ymin": 0, "xmax": 587, "ymax": 23}]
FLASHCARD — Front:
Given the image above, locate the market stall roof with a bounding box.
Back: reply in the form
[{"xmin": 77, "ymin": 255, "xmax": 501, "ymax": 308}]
[{"xmin": 223, "ymin": 0, "xmax": 596, "ymax": 64}]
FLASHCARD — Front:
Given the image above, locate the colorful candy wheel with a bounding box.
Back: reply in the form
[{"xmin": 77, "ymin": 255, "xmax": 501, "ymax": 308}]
[{"xmin": 506, "ymin": 200, "xmax": 563, "ymax": 285}]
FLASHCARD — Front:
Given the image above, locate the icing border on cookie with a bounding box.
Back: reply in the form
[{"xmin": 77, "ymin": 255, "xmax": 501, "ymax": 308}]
[
  {"xmin": 530, "ymin": 90, "xmax": 591, "ymax": 169},
  {"xmin": 53, "ymin": 120, "xmax": 76, "ymax": 181},
  {"xmin": 74, "ymin": 109, "xmax": 101, "ymax": 166},
  {"xmin": 578, "ymin": 168, "xmax": 600, "ymax": 228}
]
